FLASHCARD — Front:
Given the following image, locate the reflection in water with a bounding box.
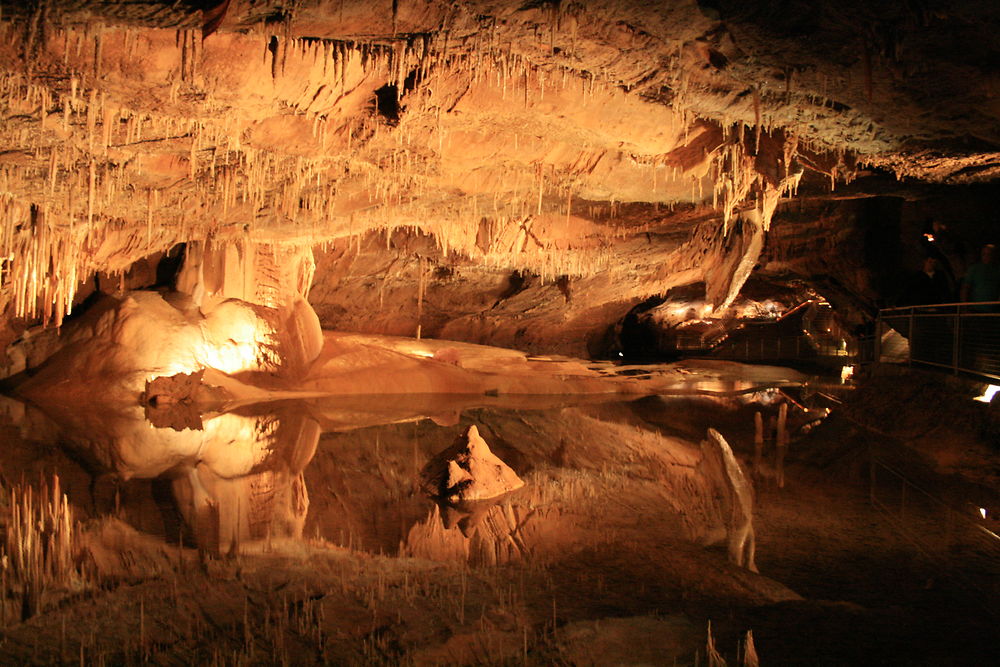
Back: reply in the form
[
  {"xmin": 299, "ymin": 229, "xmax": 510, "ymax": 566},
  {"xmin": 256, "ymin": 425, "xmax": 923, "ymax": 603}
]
[
  {"xmin": 698, "ymin": 429, "xmax": 757, "ymax": 572},
  {"xmin": 1, "ymin": 366, "xmax": 843, "ymax": 560},
  {"xmin": 402, "ymin": 499, "xmax": 534, "ymax": 566},
  {"xmin": 8, "ymin": 398, "xmax": 320, "ymax": 554},
  {"xmin": 753, "ymin": 411, "xmax": 765, "ymax": 476},
  {"xmin": 169, "ymin": 412, "xmax": 319, "ymax": 554}
]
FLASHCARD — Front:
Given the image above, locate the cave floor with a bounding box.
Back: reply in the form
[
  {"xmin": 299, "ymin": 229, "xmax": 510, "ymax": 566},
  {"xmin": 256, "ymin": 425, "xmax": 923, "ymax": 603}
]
[{"xmin": 0, "ymin": 367, "xmax": 996, "ymax": 665}]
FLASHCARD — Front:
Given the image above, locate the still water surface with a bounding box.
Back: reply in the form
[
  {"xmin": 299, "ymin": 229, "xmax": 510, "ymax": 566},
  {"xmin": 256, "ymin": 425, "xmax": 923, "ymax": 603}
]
[{"xmin": 0, "ymin": 368, "xmax": 841, "ymax": 559}]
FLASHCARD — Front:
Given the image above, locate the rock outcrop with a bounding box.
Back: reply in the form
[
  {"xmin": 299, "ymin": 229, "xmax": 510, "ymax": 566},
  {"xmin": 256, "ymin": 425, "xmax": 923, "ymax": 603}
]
[
  {"xmin": 421, "ymin": 425, "xmax": 525, "ymax": 503},
  {"xmin": 0, "ymin": 1, "xmax": 997, "ymax": 357}
]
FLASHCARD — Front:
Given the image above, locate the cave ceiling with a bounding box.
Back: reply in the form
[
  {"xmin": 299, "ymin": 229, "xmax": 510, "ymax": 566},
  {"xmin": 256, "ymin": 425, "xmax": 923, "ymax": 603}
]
[{"xmin": 0, "ymin": 0, "xmax": 997, "ymax": 344}]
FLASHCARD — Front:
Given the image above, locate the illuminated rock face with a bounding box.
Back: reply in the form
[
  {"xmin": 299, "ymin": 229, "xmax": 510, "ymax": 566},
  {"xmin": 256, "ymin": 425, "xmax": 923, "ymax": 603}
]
[
  {"xmin": 0, "ymin": 1, "xmax": 996, "ymax": 353},
  {"xmin": 8, "ymin": 290, "xmax": 280, "ymax": 401},
  {"xmin": 422, "ymin": 425, "xmax": 525, "ymax": 502}
]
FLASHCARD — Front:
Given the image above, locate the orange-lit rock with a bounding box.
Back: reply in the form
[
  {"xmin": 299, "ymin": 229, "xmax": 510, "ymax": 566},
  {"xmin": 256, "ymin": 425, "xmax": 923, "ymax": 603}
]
[
  {"xmin": 0, "ymin": 0, "xmax": 993, "ymax": 348},
  {"xmin": 422, "ymin": 424, "xmax": 525, "ymax": 502}
]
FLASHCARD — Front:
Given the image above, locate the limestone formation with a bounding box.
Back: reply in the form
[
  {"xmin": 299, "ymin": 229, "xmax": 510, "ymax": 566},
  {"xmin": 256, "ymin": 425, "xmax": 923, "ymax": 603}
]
[
  {"xmin": 698, "ymin": 427, "xmax": 757, "ymax": 572},
  {"xmin": 0, "ymin": 1, "xmax": 995, "ymax": 356},
  {"xmin": 421, "ymin": 424, "xmax": 525, "ymax": 503},
  {"xmin": 9, "ymin": 290, "xmax": 281, "ymax": 402}
]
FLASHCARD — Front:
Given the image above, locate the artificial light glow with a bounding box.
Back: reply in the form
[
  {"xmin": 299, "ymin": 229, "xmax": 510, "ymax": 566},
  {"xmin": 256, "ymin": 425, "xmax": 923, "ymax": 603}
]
[
  {"xmin": 974, "ymin": 385, "xmax": 1000, "ymax": 403},
  {"xmin": 146, "ymin": 306, "xmax": 278, "ymax": 382},
  {"xmin": 840, "ymin": 365, "xmax": 854, "ymax": 382},
  {"xmin": 197, "ymin": 340, "xmax": 266, "ymax": 374},
  {"xmin": 980, "ymin": 507, "xmax": 988, "ymax": 519},
  {"xmin": 744, "ymin": 387, "xmax": 781, "ymax": 405},
  {"xmin": 197, "ymin": 306, "xmax": 279, "ymax": 374},
  {"xmin": 924, "ymin": 233, "xmax": 936, "ymax": 242},
  {"xmin": 200, "ymin": 413, "xmax": 280, "ymax": 476}
]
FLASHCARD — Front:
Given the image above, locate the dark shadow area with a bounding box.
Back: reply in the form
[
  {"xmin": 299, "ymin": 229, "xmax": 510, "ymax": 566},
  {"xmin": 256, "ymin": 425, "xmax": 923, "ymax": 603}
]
[
  {"xmin": 373, "ymin": 84, "xmax": 401, "ymax": 123},
  {"xmin": 619, "ymin": 295, "xmax": 669, "ymax": 362}
]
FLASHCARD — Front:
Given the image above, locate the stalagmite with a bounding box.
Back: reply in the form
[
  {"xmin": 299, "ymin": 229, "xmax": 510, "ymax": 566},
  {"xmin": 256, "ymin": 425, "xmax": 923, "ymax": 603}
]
[
  {"xmin": 421, "ymin": 425, "xmax": 525, "ymax": 503},
  {"xmin": 776, "ymin": 402, "xmax": 788, "ymax": 488}
]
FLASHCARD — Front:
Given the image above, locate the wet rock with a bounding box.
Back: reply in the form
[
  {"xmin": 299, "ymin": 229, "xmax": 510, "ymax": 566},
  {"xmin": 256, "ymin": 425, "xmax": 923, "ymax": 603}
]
[
  {"xmin": 698, "ymin": 427, "xmax": 758, "ymax": 572},
  {"xmin": 421, "ymin": 425, "xmax": 524, "ymax": 503},
  {"xmin": 560, "ymin": 615, "xmax": 701, "ymax": 667},
  {"xmin": 142, "ymin": 369, "xmax": 205, "ymax": 431}
]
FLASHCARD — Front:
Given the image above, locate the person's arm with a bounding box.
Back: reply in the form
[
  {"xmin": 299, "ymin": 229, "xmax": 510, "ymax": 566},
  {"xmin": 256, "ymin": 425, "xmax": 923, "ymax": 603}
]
[{"xmin": 960, "ymin": 266, "xmax": 974, "ymax": 301}]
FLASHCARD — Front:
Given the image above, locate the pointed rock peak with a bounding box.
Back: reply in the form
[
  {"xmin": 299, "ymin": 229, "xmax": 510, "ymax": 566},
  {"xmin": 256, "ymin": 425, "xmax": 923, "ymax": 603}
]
[
  {"xmin": 446, "ymin": 460, "xmax": 473, "ymax": 489},
  {"xmin": 464, "ymin": 424, "xmax": 490, "ymax": 455},
  {"xmin": 420, "ymin": 423, "xmax": 525, "ymax": 503}
]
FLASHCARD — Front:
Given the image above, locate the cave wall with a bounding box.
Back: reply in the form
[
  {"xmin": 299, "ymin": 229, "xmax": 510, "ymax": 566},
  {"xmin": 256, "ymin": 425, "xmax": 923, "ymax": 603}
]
[
  {"xmin": 307, "ymin": 225, "xmax": 665, "ymax": 357},
  {"xmin": 305, "ymin": 198, "xmax": 787, "ymax": 357},
  {"xmin": 758, "ymin": 197, "xmax": 890, "ymax": 321},
  {"xmin": 304, "ymin": 181, "xmax": 998, "ymax": 356},
  {"xmin": 0, "ymin": 1, "xmax": 997, "ymax": 362},
  {"xmin": 761, "ymin": 183, "xmax": 1000, "ymax": 317}
]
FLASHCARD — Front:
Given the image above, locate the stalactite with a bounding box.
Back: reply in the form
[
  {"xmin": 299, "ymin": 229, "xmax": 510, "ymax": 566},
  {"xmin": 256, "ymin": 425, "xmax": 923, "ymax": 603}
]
[
  {"xmin": 0, "ymin": 12, "xmax": 875, "ymax": 333},
  {"xmin": 752, "ymin": 88, "xmax": 762, "ymax": 155},
  {"xmin": 86, "ymin": 159, "xmax": 95, "ymax": 227}
]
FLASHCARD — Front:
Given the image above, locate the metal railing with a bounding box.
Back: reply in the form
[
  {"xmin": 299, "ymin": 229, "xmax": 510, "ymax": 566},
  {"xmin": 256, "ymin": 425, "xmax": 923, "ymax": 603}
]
[
  {"xmin": 673, "ymin": 301, "xmax": 856, "ymax": 362},
  {"xmin": 855, "ymin": 334, "xmax": 878, "ymax": 365},
  {"xmin": 713, "ymin": 334, "xmax": 851, "ymax": 360},
  {"xmin": 877, "ymin": 301, "xmax": 1000, "ymax": 382},
  {"xmin": 870, "ymin": 456, "xmax": 1000, "ymax": 617},
  {"xmin": 675, "ymin": 328, "xmax": 729, "ymax": 351}
]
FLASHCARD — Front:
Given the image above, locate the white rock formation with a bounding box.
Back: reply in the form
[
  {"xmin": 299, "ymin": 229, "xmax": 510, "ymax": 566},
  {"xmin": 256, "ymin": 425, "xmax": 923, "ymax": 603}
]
[
  {"xmin": 698, "ymin": 427, "xmax": 757, "ymax": 572},
  {"xmin": 422, "ymin": 425, "xmax": 524, "ymax": 503}
]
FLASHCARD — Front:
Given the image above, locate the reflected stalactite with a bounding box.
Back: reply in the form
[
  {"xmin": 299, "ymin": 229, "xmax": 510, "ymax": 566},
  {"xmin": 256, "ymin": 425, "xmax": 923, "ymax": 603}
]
[
  {"xmin": 697, "ymin": 428, "xmax": 757, "ymax": 572},
  {"xmin": 752, "ymin": 410, "xmax": 764, "ymax": 477},
  {"xmin": 775, "ymin": 402, "xmax": 789, "ymax": 489},
  {"xmin": 13, "ymin": 396, "xmax": 321, "ymax": 555}
]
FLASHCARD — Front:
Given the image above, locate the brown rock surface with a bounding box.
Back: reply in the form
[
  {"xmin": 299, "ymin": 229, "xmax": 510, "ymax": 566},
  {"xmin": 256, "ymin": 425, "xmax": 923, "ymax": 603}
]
[{"xmin": 422, "ymin": 423, "xmax": 525, "ymax": 501}]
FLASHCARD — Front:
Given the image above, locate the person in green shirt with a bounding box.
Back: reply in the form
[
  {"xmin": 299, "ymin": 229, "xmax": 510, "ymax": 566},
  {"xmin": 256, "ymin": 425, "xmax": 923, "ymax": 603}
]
[{"xmin": 961, "ymin": 244, "xmax": 1000, "ymax": 311}]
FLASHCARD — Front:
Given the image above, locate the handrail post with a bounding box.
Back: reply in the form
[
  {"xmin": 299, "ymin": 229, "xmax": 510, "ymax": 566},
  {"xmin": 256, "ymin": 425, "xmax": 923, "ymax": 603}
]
[
  {"xmin": 875, "ymin": 310, "xmax": 882, "ymax": 364},
  {"xmin": 908, "ymin": 307, "xmax": 914, "ymax": 366},
  {"xmin": 869, "ymin": 456, "xmax": 876, "ymax": 504},
  {"xmin": 953, "ymin": 303, "xmax": 961, "ymax": 375}
]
